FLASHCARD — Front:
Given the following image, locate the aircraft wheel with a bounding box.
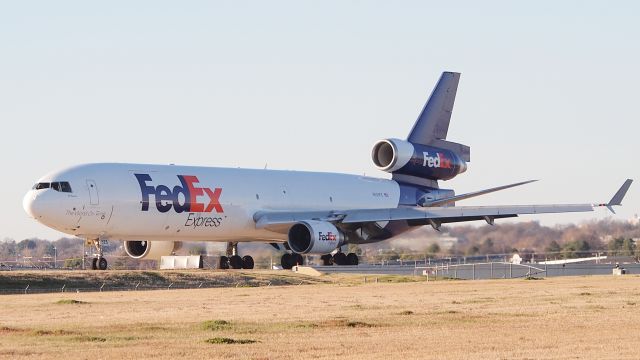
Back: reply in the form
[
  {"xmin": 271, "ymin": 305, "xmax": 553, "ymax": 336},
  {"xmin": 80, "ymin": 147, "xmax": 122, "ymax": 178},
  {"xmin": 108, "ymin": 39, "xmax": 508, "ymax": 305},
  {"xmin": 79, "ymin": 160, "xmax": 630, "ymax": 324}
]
[
  {"xmin": 98, "ymin": 257, "xmax": 108, "ymax": 270},
  {"xmin": 242, "ymin": 255, "xmax": 254, "ymax": 269},
  {"xmin": 229, "ymin": 255, "xmax": 243, "ymax": 269},
  {"xmin": 293, "ymin": 253, "xmax": 304, "ymax": 266},
  {"xmin": 218, "ymin": 256, "xmax": 229, "ymax": 270},
  {"xmin": 320, "ymin": 254, "xmax": 333, "ymax": 266},
  {"xmin": 346, "ymin": 253, "xmax": 359, "ymax": 266},
  {"xmin": 91, "ymin": 258, "xmax": 98, "ymax": 270},
  {"xmin": 281, "ymin": 253, "xmax": 293, "ymax": 270},
  {"xmin": 333, "ymin": 252, "xmax": 347, "ymax": 266}
]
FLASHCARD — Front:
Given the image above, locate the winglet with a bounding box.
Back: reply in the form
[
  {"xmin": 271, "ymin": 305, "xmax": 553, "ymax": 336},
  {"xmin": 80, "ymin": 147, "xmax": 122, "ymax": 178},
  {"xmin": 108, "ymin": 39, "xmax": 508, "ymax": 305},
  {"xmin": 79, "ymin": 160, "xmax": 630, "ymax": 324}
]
[{"xmin": 603, "ymin": 179, "xmax": 633, "ymax": 214}]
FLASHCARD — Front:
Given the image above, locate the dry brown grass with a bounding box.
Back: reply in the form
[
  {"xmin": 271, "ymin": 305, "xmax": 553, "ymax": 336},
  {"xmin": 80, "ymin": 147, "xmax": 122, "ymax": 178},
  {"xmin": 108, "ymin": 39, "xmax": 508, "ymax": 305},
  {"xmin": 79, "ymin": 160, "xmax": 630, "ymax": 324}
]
[{"xmin": 1, "ymin": 274, "xmax": 640, "ymax": 359}]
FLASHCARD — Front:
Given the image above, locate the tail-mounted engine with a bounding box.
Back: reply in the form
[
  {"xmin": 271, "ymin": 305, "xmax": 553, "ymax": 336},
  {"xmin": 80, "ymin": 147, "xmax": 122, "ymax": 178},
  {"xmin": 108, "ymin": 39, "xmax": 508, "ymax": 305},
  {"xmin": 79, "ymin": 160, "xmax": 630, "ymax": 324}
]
[{"xmin": 372, "ymin": 138, "xmax": 467, "ymax": 181}]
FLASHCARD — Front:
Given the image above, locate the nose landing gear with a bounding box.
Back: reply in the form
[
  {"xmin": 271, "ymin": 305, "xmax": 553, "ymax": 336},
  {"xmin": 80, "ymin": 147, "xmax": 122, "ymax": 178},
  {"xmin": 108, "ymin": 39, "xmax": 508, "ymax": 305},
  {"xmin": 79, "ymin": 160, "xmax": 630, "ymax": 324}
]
[{"xmin": 89, "ymin": 238, "xmax": 108, "ymax": 270}]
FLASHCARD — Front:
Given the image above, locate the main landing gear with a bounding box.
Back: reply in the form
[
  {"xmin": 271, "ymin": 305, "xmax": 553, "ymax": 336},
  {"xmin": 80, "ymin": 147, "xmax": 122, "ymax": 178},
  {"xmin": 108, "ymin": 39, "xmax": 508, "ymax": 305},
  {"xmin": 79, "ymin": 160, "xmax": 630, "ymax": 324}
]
[
  {"xmin": 89, "ymin": 238, "xmax": 108, "ymax": 270},
  {"xmin": 280, "ymin": 253, "xmax": 304, "ymax": 270},
  {"xmin": 280, "ymin": 251, "xmax": 359, "ymax": 269},
  {"xmin": 320, "ymin": 252, "xmax": 359, "ymax": 266},
  {"xmin": 218, "ymin": 242, "xmax": 254, "ymax": 270}
]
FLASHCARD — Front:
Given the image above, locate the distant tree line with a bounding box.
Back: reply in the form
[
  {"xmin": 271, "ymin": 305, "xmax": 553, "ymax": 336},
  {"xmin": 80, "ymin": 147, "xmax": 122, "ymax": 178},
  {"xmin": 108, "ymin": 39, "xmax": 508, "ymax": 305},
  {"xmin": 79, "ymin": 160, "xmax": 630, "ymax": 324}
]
[
  {"xmin": 1, "ymin": 219, "xmax": 639, "ymax": 266},
  {"xmin": 360, "ymin": 219, "xmax": 640, "ymax": 261}
]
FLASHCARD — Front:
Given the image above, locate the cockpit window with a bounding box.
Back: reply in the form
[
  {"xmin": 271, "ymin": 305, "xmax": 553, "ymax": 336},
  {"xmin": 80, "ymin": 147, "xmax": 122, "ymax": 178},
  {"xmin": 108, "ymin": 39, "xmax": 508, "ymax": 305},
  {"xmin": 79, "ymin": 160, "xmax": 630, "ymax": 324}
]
[
  {"xmin": 33, "ymin": 182, "xmax": 50, "ymax": 190},
  {"xmin": 59, "ymin": 182, "xmax": 72, "ymax": 193},
  {"xmin": 32, "ymin": 181, "xmax": 72, "ymax": 193}
]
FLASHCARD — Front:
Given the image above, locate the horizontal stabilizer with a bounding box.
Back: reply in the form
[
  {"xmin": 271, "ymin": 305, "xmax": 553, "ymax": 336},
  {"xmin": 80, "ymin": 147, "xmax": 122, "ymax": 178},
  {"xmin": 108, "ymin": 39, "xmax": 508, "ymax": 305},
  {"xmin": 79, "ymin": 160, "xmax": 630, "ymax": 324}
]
[{"xmin": 420, "ymin": 180, "xmax": 538, "ymax": 207}]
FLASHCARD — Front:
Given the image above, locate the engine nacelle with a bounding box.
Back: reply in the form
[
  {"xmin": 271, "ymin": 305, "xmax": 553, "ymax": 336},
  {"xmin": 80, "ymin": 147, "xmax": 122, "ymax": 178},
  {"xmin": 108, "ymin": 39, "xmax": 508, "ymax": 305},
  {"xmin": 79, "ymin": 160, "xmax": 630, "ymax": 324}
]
[
  {"xmin": 123, "ymin": 240, "xmax": 181, "ymax": 260},
  {"xmin": 287, "ymin": 220, "xmax": 345, "ymax": 255},
  {"xmin": 372, "ymin": 138, "xmax": 467, "ymax": 181}
]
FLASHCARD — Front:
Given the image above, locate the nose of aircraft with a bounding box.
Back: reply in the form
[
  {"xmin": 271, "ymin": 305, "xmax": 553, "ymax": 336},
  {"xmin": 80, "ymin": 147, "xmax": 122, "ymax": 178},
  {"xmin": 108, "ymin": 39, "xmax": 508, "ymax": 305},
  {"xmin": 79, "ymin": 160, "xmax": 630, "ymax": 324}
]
[{"xmin": 23, "ymin": 190, "xmax": 38, "ymax": 218}]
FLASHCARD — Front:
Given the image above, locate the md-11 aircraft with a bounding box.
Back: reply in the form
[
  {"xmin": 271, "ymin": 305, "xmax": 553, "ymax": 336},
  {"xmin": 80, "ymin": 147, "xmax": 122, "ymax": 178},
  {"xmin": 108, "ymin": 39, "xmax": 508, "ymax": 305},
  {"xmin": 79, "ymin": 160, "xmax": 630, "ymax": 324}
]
[{"xmin": 23, "ymin": 72, "xmax": 632, "ymax": 270}]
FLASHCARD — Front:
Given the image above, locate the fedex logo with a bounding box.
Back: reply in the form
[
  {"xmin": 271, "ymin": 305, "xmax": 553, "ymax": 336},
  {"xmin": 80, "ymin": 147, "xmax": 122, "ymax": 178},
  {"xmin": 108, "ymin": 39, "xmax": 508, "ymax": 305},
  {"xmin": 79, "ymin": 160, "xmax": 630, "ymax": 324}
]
[
  {"xmin": 318, "ymin": 232, "xmax": 337, "ymax": 242},
  {"xmin": 134, "ymin": 174, "xmax": 223, "ymax": 214},
  {"xmin": 422, "ymin": 152, "xmax": 452, "ymax": 169}
]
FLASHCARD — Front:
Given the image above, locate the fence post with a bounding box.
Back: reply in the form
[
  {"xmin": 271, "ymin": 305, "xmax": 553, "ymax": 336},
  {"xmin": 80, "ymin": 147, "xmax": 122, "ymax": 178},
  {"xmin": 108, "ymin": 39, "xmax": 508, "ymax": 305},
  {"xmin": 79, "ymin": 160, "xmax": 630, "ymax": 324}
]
[
  {"xmin": 100, "ymin": 283, "xmax": 105, "ymax": 292},
  {"xmin": 509, "ymin": 263, "xmax": 513, "ymax": 278},
  {"xmin": 472, "ymin": 264, "xmax": 476, "ymax": 280},
  {"xmin": 545, "ymin": 263, "xmax": 548, "ymax": 277},
  {"xmin": 24, "ymin": 284, "xmax": 29, "ymax": 294},
  {"xmin": 61, "ymin": 284, "xmax": 66, "ymax": 293},
  {"xmin": 490, "ymin": 262, "xmax": 493, "ymax": 279}
]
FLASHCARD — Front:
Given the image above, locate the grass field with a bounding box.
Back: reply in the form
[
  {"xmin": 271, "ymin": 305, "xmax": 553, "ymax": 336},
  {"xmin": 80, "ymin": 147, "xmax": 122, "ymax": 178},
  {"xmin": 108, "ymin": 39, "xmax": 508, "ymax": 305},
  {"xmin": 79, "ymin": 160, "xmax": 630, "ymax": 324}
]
[
  {"xmin": 1, "ymin": 273, "xmax": 639, "ymax": 359},
  {"xmin": 0, "ymin": 270, "xmax": 334, "ymax": 293}
]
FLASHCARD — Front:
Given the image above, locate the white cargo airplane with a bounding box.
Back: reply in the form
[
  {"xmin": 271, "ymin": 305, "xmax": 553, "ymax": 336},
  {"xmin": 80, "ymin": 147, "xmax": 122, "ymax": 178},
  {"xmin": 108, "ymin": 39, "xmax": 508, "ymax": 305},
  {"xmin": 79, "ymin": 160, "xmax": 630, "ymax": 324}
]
[{"xmin": 23, "ymin": 72, "xmax": 632, "ymax": 270}]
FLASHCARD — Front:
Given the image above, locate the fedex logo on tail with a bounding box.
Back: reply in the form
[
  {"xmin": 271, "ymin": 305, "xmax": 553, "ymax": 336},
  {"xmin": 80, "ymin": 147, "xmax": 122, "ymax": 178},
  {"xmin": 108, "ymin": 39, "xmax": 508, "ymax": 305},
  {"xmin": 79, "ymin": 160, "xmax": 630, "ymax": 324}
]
[
  {"xmin": 134, "ymin": 174, "xmax": 223, "ymax": 214},
  {"xmin": 422, "ymin": 152, "xmax": 452, "ymax": 169}
]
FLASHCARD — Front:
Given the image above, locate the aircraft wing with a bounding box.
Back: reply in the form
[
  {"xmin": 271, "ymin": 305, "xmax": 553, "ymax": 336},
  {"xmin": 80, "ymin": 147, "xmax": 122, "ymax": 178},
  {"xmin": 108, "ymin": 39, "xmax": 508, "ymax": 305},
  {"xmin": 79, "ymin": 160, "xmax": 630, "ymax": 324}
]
[{"xmin": 254, "ymin": 179, "xmax": 632, "ymax": 233}]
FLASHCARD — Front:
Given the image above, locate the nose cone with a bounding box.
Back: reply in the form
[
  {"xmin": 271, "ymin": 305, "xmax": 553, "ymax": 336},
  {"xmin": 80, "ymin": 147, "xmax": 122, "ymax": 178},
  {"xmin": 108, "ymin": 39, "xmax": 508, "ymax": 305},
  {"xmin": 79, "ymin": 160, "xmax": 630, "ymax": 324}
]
[{"xmin": 23, "ymin": 191, "xmax": 37, "ymax": 218}]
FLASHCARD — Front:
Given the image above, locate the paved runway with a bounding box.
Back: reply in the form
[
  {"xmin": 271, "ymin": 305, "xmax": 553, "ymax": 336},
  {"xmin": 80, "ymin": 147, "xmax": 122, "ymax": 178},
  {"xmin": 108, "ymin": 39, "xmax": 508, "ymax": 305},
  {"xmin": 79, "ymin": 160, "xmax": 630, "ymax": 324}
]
[{"xmin": 310, "ymin": 262, "xmax": 640, "ymax": 279}]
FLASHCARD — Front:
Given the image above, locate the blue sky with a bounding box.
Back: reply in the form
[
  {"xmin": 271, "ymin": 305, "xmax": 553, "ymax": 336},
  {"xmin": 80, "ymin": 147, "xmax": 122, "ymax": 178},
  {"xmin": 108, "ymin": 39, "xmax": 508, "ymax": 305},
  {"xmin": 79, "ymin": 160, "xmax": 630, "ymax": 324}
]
[{"xmin": 1, "ymin": 1, "xmax": 638, "ymax": 240}]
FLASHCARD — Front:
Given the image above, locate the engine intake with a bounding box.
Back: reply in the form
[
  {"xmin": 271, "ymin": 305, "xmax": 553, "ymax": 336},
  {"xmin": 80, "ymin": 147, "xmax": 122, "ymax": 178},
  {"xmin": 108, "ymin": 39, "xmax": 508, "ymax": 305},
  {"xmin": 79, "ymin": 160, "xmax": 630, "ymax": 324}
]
[
  {"xmin": 287, "ymin": 220, "xmax": 344, "ymax": 255},
  {"xmin": 124, "ymin": 240, "xmax": 181, "ymax": 260},
  {"xmin": 372, "ymin": 138, "xmax": 467, "ymax": 181}
]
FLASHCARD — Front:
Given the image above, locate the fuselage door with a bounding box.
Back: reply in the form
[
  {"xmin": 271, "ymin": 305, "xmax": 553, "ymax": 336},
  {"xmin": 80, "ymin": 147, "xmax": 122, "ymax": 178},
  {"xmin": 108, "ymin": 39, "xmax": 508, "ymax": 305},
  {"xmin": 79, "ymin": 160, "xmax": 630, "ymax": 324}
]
[{"xmin": 86, "ymin": 179, "xmax": 99, "ymax": 205}]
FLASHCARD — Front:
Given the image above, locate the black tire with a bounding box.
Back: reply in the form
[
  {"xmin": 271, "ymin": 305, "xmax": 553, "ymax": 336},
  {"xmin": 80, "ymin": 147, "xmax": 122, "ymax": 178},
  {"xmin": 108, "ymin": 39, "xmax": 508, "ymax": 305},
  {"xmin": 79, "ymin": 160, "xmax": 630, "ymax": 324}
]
[
  {"xmin": 333, "ymin": 252, "xmax": 347, "ymax": 266},
  {"xmin": 320, "ymin": 254, "xmax": 333, "ymax": 266},
  {"xmin": 91, "ymin": 258, "xmax": 98, "ymax": 270},
  {"xmin": 242, "ymin": 255, "xmax": 254, "ymax": 269},
  {"xmin": 346, "ymin": 253, "xmax": 359, "ymax": 266},
  {"xmin": 281, "ymin": 253, "xmax": 293, "ymax": 269},
  {"xmin": 293, "ymin": 253, "xmax": 304, "ymax": 266},
  {"xmin": 229, "ymin": 255, "xmax": 243, "ymax": 269},
  {"xmin": 98, "ymin": 257, "xmax": 108, "ymax": 270},
  {"xmin": 218, "ymin": 256, "xmax": 229, "ymax": 270}
]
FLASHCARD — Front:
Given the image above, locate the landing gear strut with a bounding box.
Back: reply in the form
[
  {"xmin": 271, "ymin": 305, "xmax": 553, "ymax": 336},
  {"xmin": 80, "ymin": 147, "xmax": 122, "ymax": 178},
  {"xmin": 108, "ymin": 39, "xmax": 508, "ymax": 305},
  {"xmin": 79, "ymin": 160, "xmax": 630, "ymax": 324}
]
[
  {"xmin": 89, "ymin": 239, "xmax": 108, "ymax": 270},
  {"xmin": 218, "ymin": 242, "xmax": 254, "ymax": 270}
]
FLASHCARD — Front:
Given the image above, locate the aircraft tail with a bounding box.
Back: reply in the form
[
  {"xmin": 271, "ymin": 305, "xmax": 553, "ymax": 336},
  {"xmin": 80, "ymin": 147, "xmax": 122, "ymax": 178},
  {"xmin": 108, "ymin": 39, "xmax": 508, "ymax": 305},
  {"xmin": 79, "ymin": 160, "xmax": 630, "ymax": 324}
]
[
  {"xmin": 408, "ymin": 72, "xmax": 470, "ymax": 162},
  {"xmin": 371, "ymin": 71, "xmax": 470, "ymax": 188}
]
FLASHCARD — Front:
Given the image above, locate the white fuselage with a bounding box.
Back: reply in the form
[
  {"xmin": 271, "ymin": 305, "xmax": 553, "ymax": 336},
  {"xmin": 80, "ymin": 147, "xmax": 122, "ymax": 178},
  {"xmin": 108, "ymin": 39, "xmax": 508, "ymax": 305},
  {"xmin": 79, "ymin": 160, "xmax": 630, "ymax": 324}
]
[{"xmin": 23, "ymin": 163, "xmax": 401, "ymax": 243}]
